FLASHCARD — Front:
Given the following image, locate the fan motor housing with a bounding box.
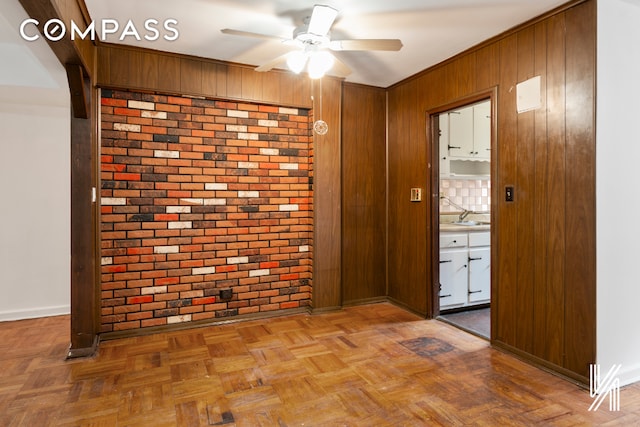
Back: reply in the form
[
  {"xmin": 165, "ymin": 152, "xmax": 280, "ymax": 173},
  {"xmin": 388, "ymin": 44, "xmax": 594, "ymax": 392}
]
[{"xmin": 293, "ymin": 24, "xmax": 330, "ymax": 46}]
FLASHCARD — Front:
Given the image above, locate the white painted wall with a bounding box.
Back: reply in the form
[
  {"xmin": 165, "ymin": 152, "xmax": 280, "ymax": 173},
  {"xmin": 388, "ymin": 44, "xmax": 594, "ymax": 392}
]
[
  {"xmin": 597, "ymin": 0, "xmax": 640, "ymax": 386},
  {"xmin": 0, "ymin": 0, "xmax": 70, "ymax": 320}
]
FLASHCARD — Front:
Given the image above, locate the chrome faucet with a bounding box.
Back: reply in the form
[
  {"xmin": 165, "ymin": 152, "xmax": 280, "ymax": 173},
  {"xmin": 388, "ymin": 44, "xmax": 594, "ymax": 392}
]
[
  {"xmin": 440, "ymin": 195, "xmax": 472, "ymax": 222},
  {"xmin": 458, "ymin": 209, "xmax": 472, "ymax": 222}
]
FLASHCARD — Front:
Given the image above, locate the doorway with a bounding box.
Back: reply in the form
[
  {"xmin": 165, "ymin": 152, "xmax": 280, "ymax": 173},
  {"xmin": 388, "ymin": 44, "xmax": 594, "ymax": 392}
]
[{"xmin": 428, "ymin": 90, "xmax": 496, "ymax": 340}]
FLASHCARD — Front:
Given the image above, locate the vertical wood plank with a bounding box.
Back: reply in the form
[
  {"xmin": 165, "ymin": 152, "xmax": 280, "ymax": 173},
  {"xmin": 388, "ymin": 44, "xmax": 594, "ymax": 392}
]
[
  {"xmin": 545, "ymin": 12, "xmax": 567, "ymax": 367},
  {"xmin": 313, "ymin": 77, "xmax": 342, "ymax": 310},
  {"xmin": 279, "ymin": 73, "xmax": 295, "ymax": 106},
  {"xmin": 453, "ymin": 52, "xmax": 476, "ymax": 98},
  {"xmin": 261, "ymin": 71, "xmax": 281, "ymax": 104},
  {"xmin": 495, "ymin": 34, "xmax": 518, "ymax": 346},
  {"xmin": 476, "ymin": 43, "xmax": 500, "ymax": 90},
  {"xmin": 96, "ymin": 45, "xmax": 110, "ymax": 86},
  {"xmin": 292, "ymin": 75, "xmax": 310, "ymax": 107},
  {"xmin": 127, "ymin": 50, "xmax": 143, "ymax": 89},
  {"xmin": 180, "ymin": 58, "xmax": 203, "ymax": 95},
  {"xmin": 515, "ymin": 26, "xmax": 536, "ymax": 354},
  {"xmin": 532, "ymin": 20, "xmax": 550, "ymax": 360},
  {"xmin": 109, "ymin": 47, "xmax": 130, "ymax": 88},
  {"xmin": 156, "ymin": 55, "xmax": 181, "ymax": 94},
  {"xmin": 139, "ymin": 51, "xmax": 159, "ymax": 90},
  {"xmin": 241, "ymin": 68, "xmax": 262, "ymax": 101},
  {"xmin": 201, "ymin": 61, "xmax": 218, "ymax": 98},
  {"xmin": 226, "ymin": 66, "xmax": 242, "ymax": 99},
  {"xmin": 563, "ymin": 0, "xmax": 596, "ymax": 377},
  {"xmin": 215, "ymin": 63, "xmax": 228, "ymax": 98}
]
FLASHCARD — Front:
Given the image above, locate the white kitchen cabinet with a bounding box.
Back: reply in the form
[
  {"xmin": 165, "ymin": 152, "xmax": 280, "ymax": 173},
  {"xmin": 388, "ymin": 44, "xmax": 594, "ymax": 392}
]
[
  {"xmin": 439, "ymin": 230, "xmax": 491, "ymax": 310},
  {"xmin": 448, "ymin": 105, "xmax": 474, "ymax": 159},
  {"xmin": 439, "ymin": 100, "xmax": 491, "ymax": 175},
  {"xmin": 468, "ymin": 247, "xmax": 490, "ymax": 303},
  {"xmin": 472, "ymin": 101, "xmax": 491, "ymax": 160},
  {"xmin": 439, "ymin": 249, "xmax": 468, "ymax": 308}
]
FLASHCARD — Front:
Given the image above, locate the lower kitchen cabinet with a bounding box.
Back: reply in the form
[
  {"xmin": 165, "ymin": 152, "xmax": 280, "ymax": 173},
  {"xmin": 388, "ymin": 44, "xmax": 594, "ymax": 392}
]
[
  {"xmin": 439, "ymin": 249, "xmax": 468, "ymax": 307},
  {"xmin": 439, "ymin": 230, "xmax": 491, "ymax": 310}
]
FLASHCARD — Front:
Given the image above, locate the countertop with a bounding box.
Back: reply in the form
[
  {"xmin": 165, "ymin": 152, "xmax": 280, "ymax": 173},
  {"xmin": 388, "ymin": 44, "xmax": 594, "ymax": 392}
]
[{"xmin": 439, "ymin": 223, "xmax": 491, "ymax": 232}]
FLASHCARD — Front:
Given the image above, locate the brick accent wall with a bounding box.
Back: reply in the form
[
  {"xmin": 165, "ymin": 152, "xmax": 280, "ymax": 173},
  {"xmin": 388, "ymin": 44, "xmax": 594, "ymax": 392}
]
[{"xmin": 99, "ymin": 89, "xmax": 313, "ymax": 332}]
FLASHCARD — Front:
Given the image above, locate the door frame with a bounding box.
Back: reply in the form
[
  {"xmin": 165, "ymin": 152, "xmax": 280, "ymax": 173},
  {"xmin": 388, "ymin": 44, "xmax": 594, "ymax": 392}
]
[{"xmin": 426, "ymin": 88, "xmax": 498, "ymax": 324}]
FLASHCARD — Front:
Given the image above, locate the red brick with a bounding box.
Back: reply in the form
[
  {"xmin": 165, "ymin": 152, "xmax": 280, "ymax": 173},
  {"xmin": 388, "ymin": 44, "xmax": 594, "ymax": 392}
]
[
  {"xmin": 192, "ymin": 297, "xmax": 216, "ymax": 305},
  {"xmin": 280, "ymin": 301, "xmax": 300, "ymax": 309},
  {"xmin": 260, "ymin": 261, "xmax": 279, "ymax": 269},
  {"xmin": 127, "ymin": 295, "xmax": 153, "ymax": 304},
  {"xmin": 114, "ymin": 107, "xmax": 140, "ymax": 117},
  {"xmin": 154, "ymin": 214, "xmax": 179, "ymax": 221},
  {"xmin": 168, "ymin": 96, "xmax": 192, "ymax": 106},
  {"xmin": 102, "ymin": 98, "xmax": 127, "ymax": 107},
  {"xmin": 114, "ymin": 172, "xmax": 141, "ymax": 181},
  {"xmin": 104, "ymin": 265, "xmax": 126, "ymax": 273}
]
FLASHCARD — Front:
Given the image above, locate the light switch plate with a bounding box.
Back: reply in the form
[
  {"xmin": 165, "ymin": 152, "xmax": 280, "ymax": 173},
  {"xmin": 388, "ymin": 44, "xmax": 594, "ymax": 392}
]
[{"xmin": 410, "ymin": 188, "xmax": 422, "ymax": 202}]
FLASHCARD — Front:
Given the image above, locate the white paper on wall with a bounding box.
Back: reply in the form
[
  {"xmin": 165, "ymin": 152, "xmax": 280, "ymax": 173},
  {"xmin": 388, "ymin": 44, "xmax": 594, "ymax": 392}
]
[{"xmin": 516, "ymin": 75, "xmax": 541, "ymax": 113}]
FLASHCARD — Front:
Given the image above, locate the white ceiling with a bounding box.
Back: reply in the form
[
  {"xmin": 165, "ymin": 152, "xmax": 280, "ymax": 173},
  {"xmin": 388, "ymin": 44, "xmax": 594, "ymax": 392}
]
[{"xmin": 34, "ymin": 0, "xmax": 569, "ymax": 89}]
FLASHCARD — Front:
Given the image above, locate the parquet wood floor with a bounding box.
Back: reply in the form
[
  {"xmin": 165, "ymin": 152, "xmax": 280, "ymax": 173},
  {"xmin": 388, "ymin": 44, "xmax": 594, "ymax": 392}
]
[{"xmin": 1, "ymin": 303, "xmax": 639, "ymax": 426}]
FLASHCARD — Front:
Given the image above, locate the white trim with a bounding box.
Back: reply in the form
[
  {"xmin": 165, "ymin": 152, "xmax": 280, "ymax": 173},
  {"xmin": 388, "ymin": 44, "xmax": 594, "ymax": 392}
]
[
  {"xmin": 615, "ymin": 363, "xmax": 640, "ymax": 388},
  {"xmin": 0, "ymin": 305, "xmax": 70, "ymax": 322}
]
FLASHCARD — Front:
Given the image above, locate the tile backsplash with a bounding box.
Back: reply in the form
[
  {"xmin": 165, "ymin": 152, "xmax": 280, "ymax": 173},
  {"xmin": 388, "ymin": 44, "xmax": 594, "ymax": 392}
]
[{"xmin": 440, "ymin": 178, "xmax": 491, "ymax": 212}]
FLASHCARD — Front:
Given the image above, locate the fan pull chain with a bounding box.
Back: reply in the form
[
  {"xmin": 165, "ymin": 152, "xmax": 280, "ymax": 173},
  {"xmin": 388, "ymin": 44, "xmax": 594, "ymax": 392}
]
[{"xmin": 313, "ymin": 77, "xmax": 328, "ymax": 135}]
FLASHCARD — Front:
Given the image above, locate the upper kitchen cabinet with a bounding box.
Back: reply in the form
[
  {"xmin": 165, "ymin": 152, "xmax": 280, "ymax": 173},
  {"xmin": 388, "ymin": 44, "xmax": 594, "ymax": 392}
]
[
  {"xmin": 439, "ymin": 99, "xmax": 491, "ymax": 178},
  {"xmin": 448, "ymin": 106, "xmax": 474, "ymax": 158},
  {"xmin": 472, "ymin": 101, "xmax": 491, "ymax": 159}
]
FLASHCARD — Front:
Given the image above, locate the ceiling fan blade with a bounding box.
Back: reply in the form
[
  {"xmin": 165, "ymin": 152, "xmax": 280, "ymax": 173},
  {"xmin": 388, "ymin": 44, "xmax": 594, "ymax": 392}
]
[
  {"xmin": 307, "ymin": 5, "xmax": 338, "ymax": 36},
  {"xmin": 221, "ymin": 28, "xmax": 285, "ymax": 42},
  {"xmin": 254, "ymin": 53, "xmax": 292, "ymax": 72},
  {"xmin": 329, "ymin": 55, "xmax": 352, "ymax": 78},
  {"xmin": 330, "ymin": 39, "xmax": 403, "ymax": 52}
]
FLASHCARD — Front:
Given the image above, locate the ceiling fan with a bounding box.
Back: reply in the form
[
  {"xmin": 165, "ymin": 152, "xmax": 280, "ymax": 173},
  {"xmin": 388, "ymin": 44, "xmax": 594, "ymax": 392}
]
[{"xmin": 221, "ymin": 4, "xmax": 403, "ymax": 79}]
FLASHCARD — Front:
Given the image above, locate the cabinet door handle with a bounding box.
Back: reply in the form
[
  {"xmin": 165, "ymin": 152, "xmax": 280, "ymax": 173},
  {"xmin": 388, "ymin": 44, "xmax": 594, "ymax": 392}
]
[
  {"xmin": 440, "ymin": 294, "xmax": 452, "ymax": 298},
  {"xmin": 468, "ymin": 290, "xmax": 483, "ymax": 294},
  {"xmin": 468, "ymin": 256, "xmax": 482, "ymax": 262},
  {"xmin": 448, "ymin": 144, "xmax": 461, "ymax": 150},
  {"xmin": 440, "ymin": 259, "xmax": 452, "ymax": 264}
]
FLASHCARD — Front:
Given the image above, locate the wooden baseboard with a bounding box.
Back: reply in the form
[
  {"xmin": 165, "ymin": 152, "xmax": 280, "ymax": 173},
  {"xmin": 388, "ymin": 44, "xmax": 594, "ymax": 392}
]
[
  {"xmin": 492, "ymin": 340, "xmax": 589, "ymax": 388},
  {"xmin": 386, "ymin": 297, "xmax": 427, "ymax": 318},
  {"xmin": 99, "ymin": 307, "xmax": 310, "ymax": 341},
  {"xmin": 342, "ymin": 297, "xmax": 388, "ymax": 307},
  {"xmin": 310, "ymin": 305, "xmax": 343, "ymax": 314}
]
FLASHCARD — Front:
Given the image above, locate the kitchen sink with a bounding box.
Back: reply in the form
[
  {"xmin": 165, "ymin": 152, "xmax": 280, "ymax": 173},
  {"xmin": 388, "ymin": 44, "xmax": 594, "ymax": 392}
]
[{"xmin": 453, "ymin": 220, "xmax": 487, "ymax": 226}]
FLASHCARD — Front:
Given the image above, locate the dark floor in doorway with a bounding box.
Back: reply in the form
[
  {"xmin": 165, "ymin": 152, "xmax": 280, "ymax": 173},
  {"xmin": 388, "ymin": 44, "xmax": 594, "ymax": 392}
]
[{"xmin": 439, "ymin": 307, "xmax": 490, "ymax": 339}]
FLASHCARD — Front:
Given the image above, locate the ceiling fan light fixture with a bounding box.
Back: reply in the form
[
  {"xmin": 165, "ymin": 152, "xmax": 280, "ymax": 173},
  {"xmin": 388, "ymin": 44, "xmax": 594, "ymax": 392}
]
[
  {"xmin": 286, "ymin": 51, "xmax": 308, "ymax": 74},
  {"xmin": 307, "ymin": 50, "xmax": 334, "ymax": 79}
]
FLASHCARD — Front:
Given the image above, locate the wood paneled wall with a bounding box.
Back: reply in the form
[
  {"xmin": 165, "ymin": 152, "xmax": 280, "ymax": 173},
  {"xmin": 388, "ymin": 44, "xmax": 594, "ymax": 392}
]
[
  {"xmin": 97, "ymin": 45, "xmax": 312, "ymax": 109},
  {"xmin": 341, "ymin": 84, "xmax": 387, "ymax": 304},
  {"xmin": 386, "ymin": 0, "xmax": 595, "ymax": 381},
  {"xmin": 311, "ymin": 78, "xmax": 343, "ymax": 310}
]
